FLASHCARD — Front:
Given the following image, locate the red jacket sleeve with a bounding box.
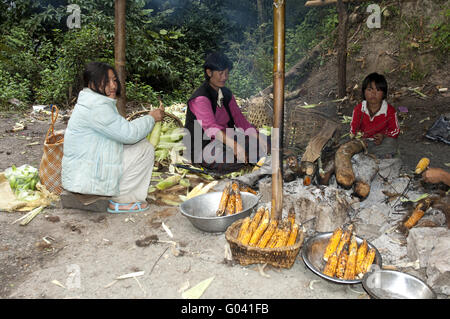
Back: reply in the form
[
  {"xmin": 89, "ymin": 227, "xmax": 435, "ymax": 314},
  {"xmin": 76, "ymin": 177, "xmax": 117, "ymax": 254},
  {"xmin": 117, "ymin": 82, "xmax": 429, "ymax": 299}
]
[
  {"xmin": 384, "ymin": 104, "xmax": 400, "ymax": 138},
  {"xmin": 350, "ymin": 103, "xmax": 363, "ymax": 135}
]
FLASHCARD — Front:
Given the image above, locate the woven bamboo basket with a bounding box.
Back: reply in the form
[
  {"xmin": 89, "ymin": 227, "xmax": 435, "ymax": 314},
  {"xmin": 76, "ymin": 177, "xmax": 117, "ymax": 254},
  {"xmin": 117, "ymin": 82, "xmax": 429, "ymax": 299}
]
[
  {"xmin": 246, "ymin": 96, "xmax": 273, "ymax": 128},
  {"xmin": 283, "ymin": 108, "xmax": 340, "ymax": 154},
  {"xmin": 225, "ymin": 218, "xmax": 305, "ymax": 269}
]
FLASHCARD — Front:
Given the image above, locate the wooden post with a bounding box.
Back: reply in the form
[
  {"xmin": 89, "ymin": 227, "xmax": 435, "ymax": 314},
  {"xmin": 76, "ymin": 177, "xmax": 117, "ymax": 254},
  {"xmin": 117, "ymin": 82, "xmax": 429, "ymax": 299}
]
[
  {"xmin": 336, "ymin": 0, "xmax": 349, "ymax": 99},
  {"xmin": 115, "ymin": 0, "xmax": 127, "ymax": 117},
  {"xmin": 271, "ymin": 0, "xmax": 285, "ymax": 221}
]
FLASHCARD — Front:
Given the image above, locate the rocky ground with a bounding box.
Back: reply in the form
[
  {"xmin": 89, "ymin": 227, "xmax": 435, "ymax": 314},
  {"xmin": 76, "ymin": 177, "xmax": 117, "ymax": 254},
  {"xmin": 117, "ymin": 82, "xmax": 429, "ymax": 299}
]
[{"xmin": 0, "ymin": 93, "xmax": 449, "ymax": 302}]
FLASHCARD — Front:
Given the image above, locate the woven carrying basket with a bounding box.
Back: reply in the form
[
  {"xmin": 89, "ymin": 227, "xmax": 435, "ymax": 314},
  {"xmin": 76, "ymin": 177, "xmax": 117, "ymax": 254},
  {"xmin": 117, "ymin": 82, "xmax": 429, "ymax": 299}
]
[
  {"xmin": 283, "ymin": 108, "xmax": 340, "ymax": 154},
  {"xmin": 225, "ymin": 218, "xmax": 305, "ymax": 269},
  {"xmin": 246, "ymin": 96, "xmax": 273, "ymax": 128},
  {"xmin": 39, "ymin": 105, "xmax": 64, "ymax": 195}
]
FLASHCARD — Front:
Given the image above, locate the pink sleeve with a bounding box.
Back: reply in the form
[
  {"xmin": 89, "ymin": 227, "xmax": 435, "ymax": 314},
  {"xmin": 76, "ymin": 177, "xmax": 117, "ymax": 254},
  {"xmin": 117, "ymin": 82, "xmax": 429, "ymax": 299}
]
[
  {"xmin": 189, "ymin": 96, "xmax": 225, "ymax": 138},
  {"xmin": 228, "ymin": 95, "xmax": 256, "ymax": 134}
]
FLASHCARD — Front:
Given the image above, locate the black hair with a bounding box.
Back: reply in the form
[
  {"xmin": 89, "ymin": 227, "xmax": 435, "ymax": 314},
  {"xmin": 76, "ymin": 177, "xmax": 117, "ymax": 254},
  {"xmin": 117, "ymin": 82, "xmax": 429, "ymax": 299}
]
[
  {"xmin": 361, "ymin": 72, "xmax": 388, "ymax": 100},
  {"xmin": 203, "ymin": 52, "xmax": 233, "ymax": 81},
  {"xmin": 83, "ymin": 61, "xmax": 121, "ymax": 97}
]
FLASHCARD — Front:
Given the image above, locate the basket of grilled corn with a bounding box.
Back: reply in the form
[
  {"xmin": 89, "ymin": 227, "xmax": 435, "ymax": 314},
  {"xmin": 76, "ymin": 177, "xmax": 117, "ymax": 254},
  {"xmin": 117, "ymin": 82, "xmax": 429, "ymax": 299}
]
[
  {"xmin": 225, "ymin": 206, "xmax": 305, "ymax": 268},
  {"xmin": 301, "ymin": 224, "xmax": 382, "ymax": 284}
]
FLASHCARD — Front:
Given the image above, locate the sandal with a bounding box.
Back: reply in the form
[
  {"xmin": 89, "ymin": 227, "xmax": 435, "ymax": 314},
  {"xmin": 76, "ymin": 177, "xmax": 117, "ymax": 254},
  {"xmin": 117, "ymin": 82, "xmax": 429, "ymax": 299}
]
[{"xmin": 107, "ymin": 200, "xmax": 150, "ymax": 214}]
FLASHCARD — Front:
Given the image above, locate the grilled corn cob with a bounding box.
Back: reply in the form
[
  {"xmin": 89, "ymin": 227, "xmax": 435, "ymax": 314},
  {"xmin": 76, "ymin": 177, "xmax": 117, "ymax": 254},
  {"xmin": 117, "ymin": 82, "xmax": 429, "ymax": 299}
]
[
  {"xmin": 225, "ymin": 191, "xmax": 236, "ymax": 215},
  {"xmin": 404, "ymin": 208, "xmax": 425, "ymax": 229},
  {"xmin": 288, "ymin": 207, "xmax": 296, "ymax": 227},
  {"xmin": 232, "ymin": 182, "xmax": 243, "ymax": 214},
  {"xmin": 323, "ymin": 252, "xmax": 339, "ymax": 277},
  {"xmin": 287, "ymin": 223, "xmax": 299, "ymax": 246},
  {"xmin": 415, "ymin": 157, "xmax": 430, "ymax": 174},
  {"xmin": 267, "ymin": 227, "xmax": 284, "ymax": 248},
  {"xmin": 336, "ymin": 245, "xmax": 349, "ymax": 279},
  {"xmin": 249, "ymin": 212, "xmax": 270, "ymax": 246},
  {"xmin": 343, "ymin": 236, "xmax": 358, "ymax": 280},
  {"xmin": 356, "ymin": 239, "xmax": 368, "ymax": 275},
  {"xmin": 359, "ymin": 247, "xmax": 376, "ymax": 275},
  {"xmin": 239, "ymin": 185, "xmax": 257, "ymax": 195},
  {"xmin": 216, "ymin": 183, "xmax": 231, "ymax": 216},
  {"xmin": 248, "ymin": 207, "xmax": 265, "ymax": 234},
  {"xmin": 323, "ymin": 227, "xmax": 343, "ymax": 261},
  {"xmin": 274, "ymin": 220, "xmax": 291, "ymax": 248},
  {"xmin": 336, "ymin": 224, "xmax": 354, "ymax": 257},
  {"xmin": 257, "ymin": 219, "xmax": 278, "ymax": 248},
  {"xmin": 237, "ymin": 217, "xmax": 251, "ymax": 242}
]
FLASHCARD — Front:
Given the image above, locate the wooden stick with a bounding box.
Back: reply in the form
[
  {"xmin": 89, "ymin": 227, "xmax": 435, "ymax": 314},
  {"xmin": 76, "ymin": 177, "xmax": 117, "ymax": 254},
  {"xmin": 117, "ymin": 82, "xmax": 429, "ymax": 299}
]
[
  {"xmin": 271, "ymin": 0, "xmax": 286, "ymax": 221},
  {"xmin": 305, "ymin": 0, "xmax": 367, "ymax": 7}
]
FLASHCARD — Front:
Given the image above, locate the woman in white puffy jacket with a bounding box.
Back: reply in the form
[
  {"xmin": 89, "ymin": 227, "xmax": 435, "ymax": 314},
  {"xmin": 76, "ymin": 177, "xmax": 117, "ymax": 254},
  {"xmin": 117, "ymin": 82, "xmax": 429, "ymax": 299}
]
[{"xmin": 62, "ymin": 62, "xmax": 164, "ymax": 213}]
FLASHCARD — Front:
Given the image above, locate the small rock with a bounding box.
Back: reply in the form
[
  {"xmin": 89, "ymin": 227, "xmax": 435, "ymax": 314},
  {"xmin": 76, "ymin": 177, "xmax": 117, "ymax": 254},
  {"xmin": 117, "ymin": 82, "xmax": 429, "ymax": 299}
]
[
  {"xmin": 426, "ymin": 233, "xmax": 450, "ymax": 295},
  {"xmin": 407, "ymin": 227, "xmax": 448, "ymax": 268}
]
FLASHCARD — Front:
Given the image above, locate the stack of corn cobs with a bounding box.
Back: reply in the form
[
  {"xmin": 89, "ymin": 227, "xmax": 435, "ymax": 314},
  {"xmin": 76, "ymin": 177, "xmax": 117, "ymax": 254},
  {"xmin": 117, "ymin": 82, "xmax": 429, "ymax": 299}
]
[
  {"xmin": 216, "ymin": 181, "xmax": 257, "ymax": 216},
  {"xmin": 322, "ymin": 225, "xmax": 376, "ymax": 280},
  {"xmin": 236, "ymin": 207, "xmax": 299, "ymax": 249}
]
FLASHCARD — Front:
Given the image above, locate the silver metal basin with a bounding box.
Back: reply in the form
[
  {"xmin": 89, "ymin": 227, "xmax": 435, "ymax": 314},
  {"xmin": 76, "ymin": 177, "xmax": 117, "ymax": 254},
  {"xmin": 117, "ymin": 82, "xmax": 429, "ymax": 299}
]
[
  {"xmin": 362, "ymin": 269, "xmax": 436, "ymax": 299},
  {"xmin": 301, "ymin": 232, "xmax": 382, "ymax": 284},
  {"xmin": 179, "ymin": 192, "xmax": 260, "ymax": 233}
]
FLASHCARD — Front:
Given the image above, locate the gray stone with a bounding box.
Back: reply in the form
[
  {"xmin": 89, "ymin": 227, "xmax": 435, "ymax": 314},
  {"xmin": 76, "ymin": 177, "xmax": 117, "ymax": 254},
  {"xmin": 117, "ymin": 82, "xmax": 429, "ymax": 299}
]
[
  {"xmin": 60, "ymin": 190, "xmax": 110, "ymax": 212},
  {"xmin": 407, "ymin": 227, "xmax": 448, "ymax": 268},
  {"xmin": 426, "ymin": 233, "xmax": 450, "ymax": 295}
]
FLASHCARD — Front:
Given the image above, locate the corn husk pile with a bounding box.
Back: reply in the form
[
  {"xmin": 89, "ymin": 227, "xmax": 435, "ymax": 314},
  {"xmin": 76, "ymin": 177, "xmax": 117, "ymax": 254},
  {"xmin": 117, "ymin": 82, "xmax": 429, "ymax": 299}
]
[{"xmin": 142, "ymin": 103, "xmax": 268, "ymax": 206}]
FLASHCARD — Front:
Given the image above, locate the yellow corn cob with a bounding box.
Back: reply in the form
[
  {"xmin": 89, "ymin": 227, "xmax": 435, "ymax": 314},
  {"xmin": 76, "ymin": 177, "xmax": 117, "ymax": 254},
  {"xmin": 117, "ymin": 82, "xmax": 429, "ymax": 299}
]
[
  {"xmin": 356, "ymin": 239, "xmax": 368, "ymax": 275},
  {"xmin": 335, "ymin": 245, "xmax": 349, "ymax": 279},
  {"xmin": 241, "ymin": 208, "xmax": 265, "ymax": 245},
  {"xmin": 252, "ymin": 156, "xmax": 266, "ymax": 172},
  {"xmin": 249, "ymin": 214, "xmax": 270, "ymax": 246},
  {"xmin": 225, "ymin": 192, "xmax": 236, "ymax": 216},
  {"xmin": 267, "ymin": 227, "xmax": 284, "ymax": 248},
  {"xmin": 274, "ymin": 222, "xmax": 291, "ymax": 248},
  {"xmin": 415, "ymin": 157, "xmax": 430, "ymax": 174},
  {"xmin": 323, "ymin": 227, "xmax": 343, "ymax": 261},
  {"xmin": 286, "ymin": 223, "xmax": 299, "ymax": 246},
  {"xmin": 257, "ymin": 219, "xmax": 278, "ymax": 248},
  {"xmin": 248, "ymin": 207, "xmax": 265, "ymax": 234},
  {"xmin": 335, "ymin": 224, "xmax": 354, "ymax": 257},
  {"xmin": 359, "ymin": 248, "xmax": 376, "ymax": 275},
  {"xmin": 288, "ymin": 207, "xmax": 296, "ymax": 227},
  {"xmin": 232, "ymin": 183, "xmax": 243, "ymax": 214},
  {"xmin": 343, "ymin": 236, "xmax": 358, "ymax": 280},
  {"xmin": 323, "ymin": 252, "xmax": 339, "ymax": 277},
  {"xmin": 404, "ymin": 208, "xmax": 425, "ymax": 229},
  {"xmin": 216, "ymin": 182, "xmax": 231, "ymax": 216},
  {"xmin": 237, "ymin": 217, "xmax": 251, "ymax": 242}
]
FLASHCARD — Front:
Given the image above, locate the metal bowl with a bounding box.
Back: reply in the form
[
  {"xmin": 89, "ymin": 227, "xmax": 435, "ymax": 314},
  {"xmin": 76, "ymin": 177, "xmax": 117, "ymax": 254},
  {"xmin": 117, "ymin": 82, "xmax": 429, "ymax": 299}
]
[
  {"xmin": 301, "ymin": 232, "xmax": 382, "ymax": 284},
  {"xmin": 362, "ymin": 269, "xmax": 436, "ymax": 299},
  {"xmin": 179, "ymin": 192, "xmax": 260, "ymax": 233}
]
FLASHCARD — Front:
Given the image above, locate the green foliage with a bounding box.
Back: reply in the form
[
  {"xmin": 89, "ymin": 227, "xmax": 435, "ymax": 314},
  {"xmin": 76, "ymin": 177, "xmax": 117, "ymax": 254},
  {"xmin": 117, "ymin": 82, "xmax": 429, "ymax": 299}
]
[
  {"xmin": 431, "ymin": 6, "xmax": 450, "ymax": 57},
  {"xmin": 0, "ymin": 69, "xmax": 32, "ymax": 109}
]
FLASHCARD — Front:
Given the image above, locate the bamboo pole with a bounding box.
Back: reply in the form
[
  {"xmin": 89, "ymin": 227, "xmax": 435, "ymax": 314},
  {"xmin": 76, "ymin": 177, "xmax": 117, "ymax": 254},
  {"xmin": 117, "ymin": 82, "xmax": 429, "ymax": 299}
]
[
  {"xmin": 305, "ymin": 0, "xmax": 364, "ymax": 6},
  {"xmin": 271, "ymin": 0, "xmax": 285, "ymax": 221},
  {"xmin": 115, "ymin": 0, "xmax": 127, "ymax": 118},
  {"xmin": 336, "ymin": 0, "xmax": 349, "ymax": 98}
]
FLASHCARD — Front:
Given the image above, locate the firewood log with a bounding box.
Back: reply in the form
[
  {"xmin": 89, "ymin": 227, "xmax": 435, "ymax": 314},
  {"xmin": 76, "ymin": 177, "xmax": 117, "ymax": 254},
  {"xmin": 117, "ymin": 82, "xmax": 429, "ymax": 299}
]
[
  {"xmin": 335, "ymin": 140, "xmax": 365, "ymax": 188},
  {"xmin": 352, "ymin": 153, "xmax": 379, "ymax": 198},
  {"xmin": 319, "ymin": 157, "xmax": 335, "ymax": 185}
]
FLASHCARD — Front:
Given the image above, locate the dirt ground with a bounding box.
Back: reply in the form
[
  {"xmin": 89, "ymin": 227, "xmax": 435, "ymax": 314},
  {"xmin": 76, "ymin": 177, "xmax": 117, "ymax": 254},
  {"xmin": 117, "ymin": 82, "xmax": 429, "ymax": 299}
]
[{"xmin": 0, "ymin": 94, "xmax": 449, "ymax": 301}]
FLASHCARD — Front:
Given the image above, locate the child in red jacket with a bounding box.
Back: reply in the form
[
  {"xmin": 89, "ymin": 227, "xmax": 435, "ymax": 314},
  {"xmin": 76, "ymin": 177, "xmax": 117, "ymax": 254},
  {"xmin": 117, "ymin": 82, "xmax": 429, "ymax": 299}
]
[{"xmin": 350, "ymin": 73, "xmax": 399, "ymax": 158}]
